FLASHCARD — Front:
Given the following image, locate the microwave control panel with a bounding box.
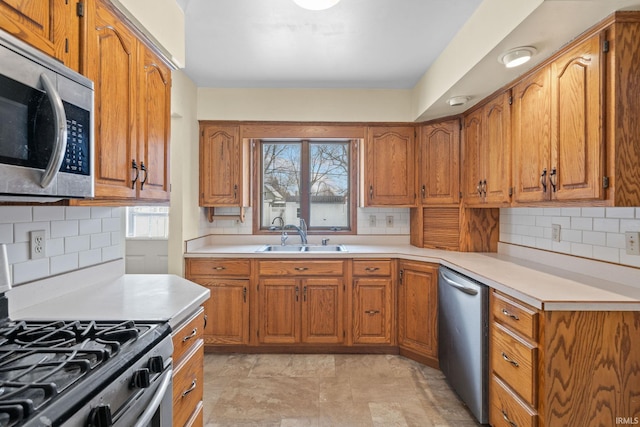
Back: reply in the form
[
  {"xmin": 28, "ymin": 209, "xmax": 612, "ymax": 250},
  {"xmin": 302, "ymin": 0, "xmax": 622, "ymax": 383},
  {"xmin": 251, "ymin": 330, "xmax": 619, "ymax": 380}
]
[{"xmin": 61, "ymin": 102, "xmax": 90, "ymax": 176}]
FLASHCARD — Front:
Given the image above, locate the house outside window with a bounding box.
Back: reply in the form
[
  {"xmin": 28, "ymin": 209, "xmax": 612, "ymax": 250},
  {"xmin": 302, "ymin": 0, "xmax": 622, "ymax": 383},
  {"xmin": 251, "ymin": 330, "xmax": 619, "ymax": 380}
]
[{"xmin": 258, "ymin": 139, "xmax": 356, "ymax": 233}]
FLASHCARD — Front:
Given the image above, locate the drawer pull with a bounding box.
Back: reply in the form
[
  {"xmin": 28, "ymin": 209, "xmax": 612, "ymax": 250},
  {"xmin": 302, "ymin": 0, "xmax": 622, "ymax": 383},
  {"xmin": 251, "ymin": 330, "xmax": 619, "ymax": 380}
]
[
  {"xmin": 294, "ymin": 267, "xmax": 308, "ymax": 271},
  {"xmin": 182, "ymin": 328, "xmax": 197, "ymax": 342},
  {"xmin": 182, "ymin": 379, "xmax": 197, "ymax": 397},
  {"xmin": 501, "ymin": 309, "xmax": 520, "ymax": 321},
  {"xmin": 364, "ymin": 267, "xmax": 380, "ymax": 272},
  {"xmin": 501, "ymin": 352, "xmax": 520, "ymax": 368},
  {"xmin": 213, "ymin": 266, "xmax": 226, "ymax": 271},
  {"xmin": 365, "ymin": 310, "xmax": 380, "ymax": 315},
  {"xmin": 501, "ymin": 409, "xmax": 518, "ymax": 427}
]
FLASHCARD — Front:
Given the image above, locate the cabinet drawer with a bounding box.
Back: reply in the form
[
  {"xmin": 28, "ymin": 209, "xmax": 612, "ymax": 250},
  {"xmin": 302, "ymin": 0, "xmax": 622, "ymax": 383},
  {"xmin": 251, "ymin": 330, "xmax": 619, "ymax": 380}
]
[
  {"xmin": 258, "ymin": 260, "xmax": 345, "ymax": 276},
  {"xmin": 353, "ymin": 259, "xmax": 392, "ymax": 277},
  {"xmin": 185, "ymin": 401, "xmax": 204, "ymax": 427},
  {"xmin": 187, "ymin": 259, "xmax": 250, "ymax": 277},
  {"xmin": 172, "ymin": 308, "xmax": 205, "ymax": 364},
  {"xmin": 492, "ymin": 291, "xmax": 539, "ymax": 340},
  {"xmin": 492, "ymin": 323, "xmax": 538, "ymax": 407},
  {"xmin": 173, "ymin": 340, "xmax": 204, "ymax": 427},
  {"xmin": 490, "ymin": 375, "xmax": 538, "ymax": 427}
]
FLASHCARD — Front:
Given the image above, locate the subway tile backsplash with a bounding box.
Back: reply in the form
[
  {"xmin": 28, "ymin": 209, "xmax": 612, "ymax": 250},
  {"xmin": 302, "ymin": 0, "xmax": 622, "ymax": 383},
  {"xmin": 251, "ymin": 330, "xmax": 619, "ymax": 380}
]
[
  {"xmin": 0, "ymin": 207, "xmax": 123, "ymax": 285},
  {"xmin": 500, "ymin": 207, "xmax": 640, "ymax": 268}
]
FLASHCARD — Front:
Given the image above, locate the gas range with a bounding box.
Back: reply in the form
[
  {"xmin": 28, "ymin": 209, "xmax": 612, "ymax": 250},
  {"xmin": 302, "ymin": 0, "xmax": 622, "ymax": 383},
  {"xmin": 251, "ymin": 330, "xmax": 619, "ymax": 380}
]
[{"xmin": 0, "ymin": 319, "xmax": 172, "ymax": 426}]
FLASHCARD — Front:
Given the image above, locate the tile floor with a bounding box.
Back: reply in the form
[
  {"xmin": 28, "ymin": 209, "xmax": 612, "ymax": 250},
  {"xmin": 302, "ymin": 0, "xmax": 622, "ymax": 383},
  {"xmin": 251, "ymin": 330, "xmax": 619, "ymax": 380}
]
[{"xmin": 203, "ymin": 353, "xmax": 482, "ymax": 426}]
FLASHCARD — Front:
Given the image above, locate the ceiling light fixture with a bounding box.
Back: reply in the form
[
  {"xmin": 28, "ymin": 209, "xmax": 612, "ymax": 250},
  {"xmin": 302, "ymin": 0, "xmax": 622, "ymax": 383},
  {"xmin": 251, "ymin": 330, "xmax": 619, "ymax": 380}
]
[
  {"xmin": 293, "ymin": 0, "xmax": 341, "ymax": 11},
  {"xmin": 447, "ymin": 96, "xmax": 470, "ymax": 107},
  {"xmin": 499, "ymin": 47, "xmax": 537, "ymax": 68}
]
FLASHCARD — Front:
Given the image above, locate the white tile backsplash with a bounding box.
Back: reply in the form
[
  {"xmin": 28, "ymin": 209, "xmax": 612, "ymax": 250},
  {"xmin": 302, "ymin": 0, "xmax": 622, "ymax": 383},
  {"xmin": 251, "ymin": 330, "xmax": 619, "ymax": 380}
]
[
  {"xmin": 501, "ymin": 207, "xmax": 640, "ymax": 268},
  {"xmin": 0, "ymin": 207, "xmax": 123, "ymax": 285}
]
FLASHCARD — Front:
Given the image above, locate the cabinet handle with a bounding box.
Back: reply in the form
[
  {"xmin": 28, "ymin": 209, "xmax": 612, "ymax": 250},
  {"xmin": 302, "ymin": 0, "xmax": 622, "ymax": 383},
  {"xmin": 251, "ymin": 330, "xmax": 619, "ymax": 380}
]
[
  {"xmin": 477, "ymin": 180, "xmax": 483, "ymax": 196},
  {"xmin": 501, "ymin": 352, "xmax": 520, "ymax": 368},
  {"xmin": 501, "ymin": 309, "xmax": 520, "ymax": 321},
  {"xmin": 540, "ymin": 168, "xmax": 548, "ymax": 192},
  {"xmin": 234, "ymin": 184, "xmax": 238, "ymax": 199},
  {"xmin": 203, "ymin": 314, "xmax": 207, "ymax": 329},
  {"xmin": 243, "ymin": 286, "xmax": 247, "ymax": 303},
  {"xmin": 369, "ymin": 185, "xmax": 373, "ymax": 199},
  {"xmin": 303, "ymin": 286, "xmax": 307, "ymax": 302},
  {"xmin": 482, "ymin": 179, "xmax": 487, "ymax": 197},
  {"xmin": 295, "ymin": 286, "xmax": 299, "ymax": 302},
  {"xmin": 131, "ymin": 160, "xmax": 139, "ymax": 189},
  {"xmin": 365, "ymin": 310, "xmax": 380, "ymax": 315},
  {"xmin": 501, "ymin": 409, "xmax": 518, "ymax": 427},
  {"xmin": 182, "ymin": 328, "xmax": 197, "ymax": 342},
  {"xmin": 213, "ymin": 266, "xmax": 226, "ymax": 271},
  {"xmin": 364, "ymin": 267, "xmax": 380, "ymax": 272},
  {"xmin": 550, "ymin": 167, "xmax": 557, "ymax": 192},
  {"xmin": 181, "ymin": 379, "xmax": 197, "ymax": 397},
  {"xmin": 421, "ymin": 185, "xmax": 426, "ymax": 198},
  {"xmin": 294, "ymin": 267, "xmax": 308, "ymax": 271},
  {"xmin": 140, "ymin": 161, "xmax": 147, "ymax": 190}
]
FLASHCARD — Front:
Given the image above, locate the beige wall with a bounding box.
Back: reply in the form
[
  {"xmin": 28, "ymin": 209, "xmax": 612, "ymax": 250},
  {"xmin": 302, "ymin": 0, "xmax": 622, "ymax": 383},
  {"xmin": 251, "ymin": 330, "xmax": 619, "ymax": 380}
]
[
  {"xmin": 168, "ymin": 70, "xmax": 199, "ymax": 276},
  {"xmin": 197, "ymin": 88, "xmax": 413, "ymax": 122}
]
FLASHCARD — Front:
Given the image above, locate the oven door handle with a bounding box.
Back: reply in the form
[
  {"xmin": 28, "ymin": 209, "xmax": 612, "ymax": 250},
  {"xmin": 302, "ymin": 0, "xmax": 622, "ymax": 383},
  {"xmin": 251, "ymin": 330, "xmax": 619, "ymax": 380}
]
[
  {"xmin": 39, "ymin": 73, "xmax": 68, "ymax": 189},
  {"xmin": 133, "ymin": 368, "xmax": 173, "ymax": 427}
]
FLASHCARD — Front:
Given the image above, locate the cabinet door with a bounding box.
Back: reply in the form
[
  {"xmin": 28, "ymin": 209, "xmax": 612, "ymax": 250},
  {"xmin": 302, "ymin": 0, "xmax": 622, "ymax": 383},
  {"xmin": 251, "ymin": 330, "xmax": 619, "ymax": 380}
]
[
  {"xmin": 353, "ymin": 278, "xmax": 393, "ymax": 345},
  {"xmin": 202, "ymin": 279, "xmax": 249, "ymax": 345},
  {"xmin": 86, "ymin": 2, "xmax": 138, "ymax": 200},
  {"xmin": 419, "ymin": 120, "xmax": 460, "ymax": 205},
  {"xmin": 513, "ymin": 68, "xmax": 551, "ymax": 203},
  {"xmin": 484, "ymin": 91, "xmax": 512, "ymax": 205},
  {"xmin": 364, "ymin": 126, "xmax": 416, "ymax": 206},
  {"xmin": 0, "ymin": 1, "xmax": 59, "ymax": 60},
  {"xmin": 200, "ymin": 125, "xmax": 242, "ymax": 206},
  {"xmin": 257, "ymin": 278, "xmax": 299, "ymax": 344},
  {"xmin": 398, "ymin": 262, "xmax": 438, "ymax": 358},
  {"xmin": 550, "ymin": 34, "xmax": 603, "ymax": 201},
  {"xmin": 461, "ymin": 109, "xmax": 484, "ymax": 206},
  {"xmin": 301, "ymin": 278, "xmax": 344, "ymax": 344},
  {"xmin": 137, "ymin": 45, "xmax": 171, "ymax": 201}
]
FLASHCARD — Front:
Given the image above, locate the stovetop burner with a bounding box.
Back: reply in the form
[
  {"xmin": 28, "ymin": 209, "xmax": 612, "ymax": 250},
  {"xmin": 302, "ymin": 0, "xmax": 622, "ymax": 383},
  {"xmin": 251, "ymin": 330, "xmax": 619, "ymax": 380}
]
[{"xmin": 0, "ymin": 319, "xmax": 169, "ymax": 427}]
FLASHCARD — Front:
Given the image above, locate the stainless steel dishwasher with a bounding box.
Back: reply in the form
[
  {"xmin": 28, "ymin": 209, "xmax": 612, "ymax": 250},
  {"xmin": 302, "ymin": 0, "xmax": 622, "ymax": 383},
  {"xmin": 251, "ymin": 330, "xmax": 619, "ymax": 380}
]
[{"xmin": 438, "ymin": 266, "xmax": 489, "ymax": 424}]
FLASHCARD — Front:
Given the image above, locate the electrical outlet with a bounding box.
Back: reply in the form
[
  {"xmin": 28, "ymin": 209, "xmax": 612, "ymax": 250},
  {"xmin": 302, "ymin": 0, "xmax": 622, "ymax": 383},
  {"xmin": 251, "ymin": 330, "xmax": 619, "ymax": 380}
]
[
  {"xmin": 386, "ymin": 215, "xmax": 394, "ymax": 227},
  {"xmin": 369, "ymin": 215, "xmax": 377, "ymax": 227},
  {"xmin": 625, "ymin": 232, "xmax": 640, "ymax": 255},
  {"xmin": 552, "ymin": 224, "xmax": 561, "ymax": 242},
  {"xmin": 30, "ymin": 230, "xmax": 46, "ymax": 259}
]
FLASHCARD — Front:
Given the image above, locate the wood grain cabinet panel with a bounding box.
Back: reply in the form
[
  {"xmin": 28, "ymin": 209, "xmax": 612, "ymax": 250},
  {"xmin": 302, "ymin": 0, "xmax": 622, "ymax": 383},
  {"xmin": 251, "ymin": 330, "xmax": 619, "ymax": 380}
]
[
  {"xmin": 352, "ymin": 277, "xmax": 393, "ymax": 345},
  {"xmin": 363, "ymin": 126, "xmax": 416, "ymax": 207},
  {"xmin": 418, "ymin": 120, "xmax": 460, "ymax": 206},
  {"xmin": 397, "ymin": 261, "xmax": 438, "ymax": 366},
  {"xmin": 301, "ymin": 278, "xmax": 344, "ymax": 344},
  {"xmin": 490, "ymin": 375, "xmax": 538, "ymax": 427},
  {"xmin": 257, "ymin": 278, "xmax": 299, "ymax": 344},
  {"xmin": 173, "ymin": 340, "xmax": 204, "ymax": 427}
]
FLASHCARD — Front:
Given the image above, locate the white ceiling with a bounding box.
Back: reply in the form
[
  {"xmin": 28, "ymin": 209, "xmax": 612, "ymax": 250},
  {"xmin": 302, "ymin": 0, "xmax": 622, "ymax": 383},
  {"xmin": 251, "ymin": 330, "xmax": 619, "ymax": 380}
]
[{"xmin": 177, "ymin": 0, "xmax": 483, "ymax": 89}]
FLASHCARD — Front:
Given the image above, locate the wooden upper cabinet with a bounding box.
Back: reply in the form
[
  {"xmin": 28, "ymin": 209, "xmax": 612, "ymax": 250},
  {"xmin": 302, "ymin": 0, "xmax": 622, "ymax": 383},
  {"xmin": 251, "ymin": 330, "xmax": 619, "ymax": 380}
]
[
  {"xmin": 462, "ymin": 109, "xmax": 483, "ymax": 206},
  {"xmin": 199, "ymin": 124, "xmax": 250, "ymax": 207},
  {"xmin": 138, "ymin": 45, "xmax": 171, "ymax": 201},
  {"xmin": 418, "ymin": 120, "xmax": 460, "ymax": 206},
  {"xmin": 513, "ymin": 67, "xmax": 552, "ymax": 204},
  {"xmin": 513, "ymin": 33, "xmax": 603, "ymax": 204},
  {"xmin": 363, "ymin": 126, "xmax": 416, "ymax": 207},
  {"xmin": 550, "ymin": 34, "xmax": 603, "ymax": 201},
  {"xmin": 87, "ymin": 2, "xmax": 138, "ymax": 200}
]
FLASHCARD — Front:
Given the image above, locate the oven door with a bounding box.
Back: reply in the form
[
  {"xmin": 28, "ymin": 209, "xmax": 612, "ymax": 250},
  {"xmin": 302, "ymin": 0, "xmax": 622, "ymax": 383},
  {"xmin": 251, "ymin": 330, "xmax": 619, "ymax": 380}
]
[{"xmin": 115, "ymin": 368, "xmax": 173, "ymax": 427}]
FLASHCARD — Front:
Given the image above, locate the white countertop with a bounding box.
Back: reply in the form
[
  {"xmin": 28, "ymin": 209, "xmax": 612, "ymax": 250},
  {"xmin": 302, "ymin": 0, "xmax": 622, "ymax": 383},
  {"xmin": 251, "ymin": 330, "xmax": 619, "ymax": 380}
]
[
  {"xmin": 185, "ymin": 237, "xmax": 640, "ymax": 311},
  {"xmin": 9, "ymin": 260, "xmax": 210, "ymax": 329}
]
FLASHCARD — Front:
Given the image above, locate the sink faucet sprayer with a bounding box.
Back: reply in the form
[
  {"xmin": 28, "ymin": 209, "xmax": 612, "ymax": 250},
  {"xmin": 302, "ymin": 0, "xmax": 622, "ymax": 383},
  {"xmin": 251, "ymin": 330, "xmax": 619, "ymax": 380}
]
[{"xmin": 283, "ymin": 219, "xmax": 307, "ymax": 245}]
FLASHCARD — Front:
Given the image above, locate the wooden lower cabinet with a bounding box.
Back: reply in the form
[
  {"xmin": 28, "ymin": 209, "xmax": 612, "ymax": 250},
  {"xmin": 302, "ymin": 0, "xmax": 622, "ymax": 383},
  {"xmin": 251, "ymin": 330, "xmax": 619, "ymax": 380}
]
[
  {"xmin": 256, "ymin": 277, "xmax": 345, "ymax": 344},
  {"xmin": 352, "ymin": 259, "xmax": 395, "ymax": 345},
  {"xmin": 397, "ymin": 261, "xmax": 438, "ymax": 367},
  {"xmin": 172, "ymin": 308, "xmax": 205, "ymax": 427},
  {"xmin": 489, "ymin": 290, "xmax": 640, "ymax": 427}
]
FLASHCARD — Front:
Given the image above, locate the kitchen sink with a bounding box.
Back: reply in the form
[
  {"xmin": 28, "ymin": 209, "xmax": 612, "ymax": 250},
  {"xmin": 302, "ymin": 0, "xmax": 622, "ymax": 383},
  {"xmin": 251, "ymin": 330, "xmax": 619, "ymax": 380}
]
[{"xmin": 256, "ymin": 244, "xmax": 348, "ymax": 253}]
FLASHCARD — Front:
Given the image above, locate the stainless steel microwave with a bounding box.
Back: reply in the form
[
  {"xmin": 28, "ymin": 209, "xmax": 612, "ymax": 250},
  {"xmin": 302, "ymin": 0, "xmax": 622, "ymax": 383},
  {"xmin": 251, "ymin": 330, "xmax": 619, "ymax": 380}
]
[{"xmin": 0, "ymin": 29, "xmax": 94, "ymax": 201}]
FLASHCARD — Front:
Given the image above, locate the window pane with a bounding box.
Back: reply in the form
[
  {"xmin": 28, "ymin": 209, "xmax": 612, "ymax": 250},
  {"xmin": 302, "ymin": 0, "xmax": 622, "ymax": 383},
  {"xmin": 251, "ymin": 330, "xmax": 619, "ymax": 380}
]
[
  {"xmin": 309, "ymin": 142, "xmax": 349, "ymax": 228},
  {"xmin": 261, "ymin": 142, "xmax": 301, "ymax": 228},
  {"xmin": 126, "ymin": 206, "xmax": 169, "ymax": 239}
]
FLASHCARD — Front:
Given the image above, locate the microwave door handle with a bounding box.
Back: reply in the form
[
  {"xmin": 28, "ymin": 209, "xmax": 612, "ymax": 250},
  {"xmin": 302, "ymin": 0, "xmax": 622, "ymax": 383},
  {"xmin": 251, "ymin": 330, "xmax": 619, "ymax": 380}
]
[{"xmin": 39, "ymin": 73, "xmax": 68, "ymax": 189}]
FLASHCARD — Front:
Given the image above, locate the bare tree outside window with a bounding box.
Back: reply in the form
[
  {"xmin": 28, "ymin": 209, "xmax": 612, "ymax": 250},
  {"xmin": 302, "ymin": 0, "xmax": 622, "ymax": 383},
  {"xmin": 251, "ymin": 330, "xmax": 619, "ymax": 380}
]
[{"xmin": 260, "ymin": 140, "xmax": 352, "ymax": 231}]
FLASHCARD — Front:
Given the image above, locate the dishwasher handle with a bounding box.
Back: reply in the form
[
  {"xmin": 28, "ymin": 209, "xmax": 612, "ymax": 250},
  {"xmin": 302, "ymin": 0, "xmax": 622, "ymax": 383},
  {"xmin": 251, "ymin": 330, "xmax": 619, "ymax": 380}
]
[{"xmin": 439, "ymin": 270, "xmax": 479, "ymax": 295}]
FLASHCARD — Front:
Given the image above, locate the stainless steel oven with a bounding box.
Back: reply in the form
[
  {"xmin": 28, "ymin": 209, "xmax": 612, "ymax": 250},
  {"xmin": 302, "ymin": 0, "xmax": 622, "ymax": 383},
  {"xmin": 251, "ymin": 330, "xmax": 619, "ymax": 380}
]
[{"xmin": 0, "ymin": 29, "xmax": 93, "ymax": 201}]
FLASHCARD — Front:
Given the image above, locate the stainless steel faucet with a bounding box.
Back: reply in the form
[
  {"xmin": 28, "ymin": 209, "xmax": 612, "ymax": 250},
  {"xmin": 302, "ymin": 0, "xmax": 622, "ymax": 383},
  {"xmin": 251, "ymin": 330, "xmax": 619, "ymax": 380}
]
[{"xmin": 283, "ymin": 219, "xmax": 307, "ymax": 244}]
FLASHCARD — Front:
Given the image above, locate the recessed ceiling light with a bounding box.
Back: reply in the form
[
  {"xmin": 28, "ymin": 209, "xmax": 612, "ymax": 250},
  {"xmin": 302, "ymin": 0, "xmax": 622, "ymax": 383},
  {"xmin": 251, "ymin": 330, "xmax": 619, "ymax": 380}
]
[
  {"xmin": 447, "ymin": 96, "xmax": 470, "ymax": 107},
  {"xmin": 293, "ymin": 0, "xmax": 341, "ymax": 11},
  {"xmin": 499, "ymin": 47, "xmax": 537, "ymax": 68}
]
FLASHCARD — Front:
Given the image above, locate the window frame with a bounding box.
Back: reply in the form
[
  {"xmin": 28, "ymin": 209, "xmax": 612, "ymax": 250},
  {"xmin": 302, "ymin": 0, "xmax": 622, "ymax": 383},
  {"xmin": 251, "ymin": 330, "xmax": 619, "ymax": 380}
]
[{"xmin": 253, "ymin": 138, "xmax": 358, "ymax": 236}]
